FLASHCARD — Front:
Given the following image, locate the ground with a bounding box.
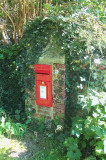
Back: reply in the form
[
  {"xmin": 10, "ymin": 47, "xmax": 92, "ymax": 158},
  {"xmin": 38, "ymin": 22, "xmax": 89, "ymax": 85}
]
[
  {"xmin": 0, "ymin": 130, "xmax": 66, "ymax": 160},
  {"xmin": 0, "ymin": 132, "xmax": 44, "ymax": 160}
]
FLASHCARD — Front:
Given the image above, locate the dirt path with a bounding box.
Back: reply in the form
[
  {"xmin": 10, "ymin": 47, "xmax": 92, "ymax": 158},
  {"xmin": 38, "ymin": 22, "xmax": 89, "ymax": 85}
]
[{"xmin": 0, "ymin": 132, "xmax": 44, "ymax": 160}]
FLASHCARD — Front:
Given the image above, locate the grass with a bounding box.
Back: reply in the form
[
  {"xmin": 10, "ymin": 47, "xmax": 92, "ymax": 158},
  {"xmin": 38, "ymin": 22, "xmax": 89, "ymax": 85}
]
[
  {"xmin": 0, "ymin": 128, "xmax": 67, "ymax": 160},
  {"xmin": 0, "ymin": 148, "xmax": 18, "ymax": 160},
  {"xmin": 0, "ymin": 119, "xmax": 66, "ymax": 160},
  {"xmin": 21, "ymin": 130, "xmax": 66, "ymax": 160}
]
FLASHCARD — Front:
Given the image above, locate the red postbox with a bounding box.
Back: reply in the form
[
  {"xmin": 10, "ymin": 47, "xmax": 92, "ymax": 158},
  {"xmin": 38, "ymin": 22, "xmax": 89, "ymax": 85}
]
[{"xmin": 34, "ymin": 64, "xmax": 52, "ymax": 107}]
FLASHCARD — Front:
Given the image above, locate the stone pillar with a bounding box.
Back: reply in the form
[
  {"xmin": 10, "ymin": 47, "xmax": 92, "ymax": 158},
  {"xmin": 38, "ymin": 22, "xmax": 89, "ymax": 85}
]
[
  {"xmin": 34, "ymin": 44, "xmax": 66, "ymax": 120},
  {"xmin": 52, "ymin": 63, "xmax": 65, "ymax": 119},
  {"xmin": 26, "ymin": 42, "xmax": 66, "ymax": 121}
]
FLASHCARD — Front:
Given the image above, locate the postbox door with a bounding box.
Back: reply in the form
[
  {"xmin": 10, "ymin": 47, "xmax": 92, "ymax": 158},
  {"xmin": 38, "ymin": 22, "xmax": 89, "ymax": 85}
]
[
  {"xmin": 35, "ymin": 64, "xmax": 52, "ymax": 107},
  {"xmin": 36, "ymin": 80, "xmax": 52, "ymax": 107}
]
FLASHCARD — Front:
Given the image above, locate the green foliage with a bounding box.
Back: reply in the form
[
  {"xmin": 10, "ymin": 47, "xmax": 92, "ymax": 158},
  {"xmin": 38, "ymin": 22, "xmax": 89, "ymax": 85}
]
[
  {"xmin": 68, "ymin": 91, "xmax": 106, "ymax": 159},
  {"xmin": 84, "ymin": 156, "xmax": 96, "ymax": 160},
  {"xmin": 64, "ymin": 137, "xmax": 82, "ymax": 160},
  {"xmin": 0, "ymin": 43, "xmax": 26, "ymax": 121},
  {"xmin": 36, "ymin": 117, "xmax": 45, "ymax": 133},
  {"xmin": 24, "ymin": 117, "xmax": 67, "ymax": 160},
  {"xmin": 0, "ymin": 108, "xmax": 26, "ymax": 137},
  {"xmin": 54, "ymin": 115, "xmax": 60, "ymax": 125}
]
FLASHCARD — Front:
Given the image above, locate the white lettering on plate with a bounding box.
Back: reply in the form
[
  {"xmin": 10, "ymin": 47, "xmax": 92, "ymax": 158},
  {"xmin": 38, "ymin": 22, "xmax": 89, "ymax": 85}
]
[{"xmin": 40, "ymin": 86, "xmax": 46, "ymax": 99}]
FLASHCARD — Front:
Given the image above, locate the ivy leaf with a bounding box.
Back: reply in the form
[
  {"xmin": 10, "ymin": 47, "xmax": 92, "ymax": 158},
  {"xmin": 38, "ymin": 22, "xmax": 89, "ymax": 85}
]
[
  {"xmin": 95, "ymin": 141, "xmax": 104, "ymax": 155},
  {"xmin": 67, "ymin": 148, "xmax": 81, "ymax": 160},
  {"xmin": 84, "ymin": 156, "xmax": 96, "ymax": 160},
  {"xmin": 91, "ymin": 126, "xmax": 103, "ymax": 137},
  {"xmin": 64, "ymin": 137, "xmax": 81, "ymax": 160},
  {"xmin": 0, "ymin": 54, "xmax": 4, "ymax": 59}
]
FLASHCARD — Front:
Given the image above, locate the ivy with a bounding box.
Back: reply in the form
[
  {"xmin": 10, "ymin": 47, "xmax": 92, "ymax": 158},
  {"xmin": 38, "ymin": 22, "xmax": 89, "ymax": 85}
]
[{"xmin": 64, "ymin": 137, "xmax": 82, "ymax": 160}]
